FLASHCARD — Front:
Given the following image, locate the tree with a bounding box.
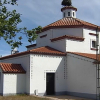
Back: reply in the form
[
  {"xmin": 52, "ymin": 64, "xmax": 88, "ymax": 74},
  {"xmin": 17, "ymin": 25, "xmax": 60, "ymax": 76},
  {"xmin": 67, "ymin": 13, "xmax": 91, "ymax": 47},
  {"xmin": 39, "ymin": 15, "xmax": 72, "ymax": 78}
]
[
  {"xmin": 0, "ymin": 0, "xmax": 42, "ymax": 49},
  {"xmin": 61, "ymin": 0, "xmax": 72, "ymax": 6}
]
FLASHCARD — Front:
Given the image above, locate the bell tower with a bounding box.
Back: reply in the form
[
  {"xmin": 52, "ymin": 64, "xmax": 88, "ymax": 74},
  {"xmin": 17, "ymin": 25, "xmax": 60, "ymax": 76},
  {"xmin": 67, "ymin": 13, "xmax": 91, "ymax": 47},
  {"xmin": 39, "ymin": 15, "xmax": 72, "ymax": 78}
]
[{"xmin": 61, "ymin": 0, "xmax": 77, "ymax": 18}]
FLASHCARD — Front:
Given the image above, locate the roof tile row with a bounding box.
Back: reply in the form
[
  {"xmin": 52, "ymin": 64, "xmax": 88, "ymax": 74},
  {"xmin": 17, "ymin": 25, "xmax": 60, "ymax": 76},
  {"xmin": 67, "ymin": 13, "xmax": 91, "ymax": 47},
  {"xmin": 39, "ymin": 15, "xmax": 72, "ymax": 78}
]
[
  {"xmin": 51, "ymin": 35, "xmax": 84, "ymax": 42},
  {"xmin": 0, "ymin": 46, "xmax": 66, "ymax": 60},
  {"xmin": 40, "ymin": 17, "xmax": 100, "ymax": 33},
  {"xmin": 0, "ymin": 63, "xmax": 26, "ymax": 73}
]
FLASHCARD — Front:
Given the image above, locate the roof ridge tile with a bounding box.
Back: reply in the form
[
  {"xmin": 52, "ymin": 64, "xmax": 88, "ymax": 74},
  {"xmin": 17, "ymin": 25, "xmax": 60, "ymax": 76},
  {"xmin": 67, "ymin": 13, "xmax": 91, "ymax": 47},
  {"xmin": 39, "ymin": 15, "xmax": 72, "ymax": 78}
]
[{"xmin": 51, "ymin": 35, "xmax": 84, "ymax": 42}]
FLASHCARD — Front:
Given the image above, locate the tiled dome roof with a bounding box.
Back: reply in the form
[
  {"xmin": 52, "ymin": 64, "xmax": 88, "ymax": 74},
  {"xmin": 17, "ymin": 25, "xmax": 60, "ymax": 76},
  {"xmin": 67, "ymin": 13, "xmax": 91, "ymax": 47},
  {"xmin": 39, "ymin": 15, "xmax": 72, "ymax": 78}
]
[{"xmin": 41, "ymin": 17, "xmax": 100, "ymax": 33}]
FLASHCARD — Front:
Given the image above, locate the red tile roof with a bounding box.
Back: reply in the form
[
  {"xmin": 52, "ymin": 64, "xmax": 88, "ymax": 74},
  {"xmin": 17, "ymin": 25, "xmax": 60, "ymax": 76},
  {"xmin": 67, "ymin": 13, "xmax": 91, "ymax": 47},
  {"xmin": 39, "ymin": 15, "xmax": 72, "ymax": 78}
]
[
  {"xmin": 29, "ymin": 46, "xmax": 66, "ymax": 55},
  {"xmin": 0, "ymin": 63, "xmax": 26, "ymax": 73},
  {"xmin": 67, "ymin": 52, "xmax": 97, "ymax": 60},
  {"xmin": 39, "ymin": 17, "xmax": 100, "ymax": 33},
  {"xmin": 0, "ymin": 46, "xmax": 66, "ymax": 60},
  {"xmin": 51, "ymin": 35, "xmax": 84, "ymax": 42}
]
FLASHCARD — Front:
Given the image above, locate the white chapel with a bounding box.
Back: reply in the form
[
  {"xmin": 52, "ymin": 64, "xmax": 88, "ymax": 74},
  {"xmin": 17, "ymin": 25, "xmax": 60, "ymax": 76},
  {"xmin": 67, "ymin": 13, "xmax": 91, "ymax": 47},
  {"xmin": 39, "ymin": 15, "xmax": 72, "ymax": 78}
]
[{"xmin": 0, "ymin": 0, "xmax": 100, "ymax": 99}]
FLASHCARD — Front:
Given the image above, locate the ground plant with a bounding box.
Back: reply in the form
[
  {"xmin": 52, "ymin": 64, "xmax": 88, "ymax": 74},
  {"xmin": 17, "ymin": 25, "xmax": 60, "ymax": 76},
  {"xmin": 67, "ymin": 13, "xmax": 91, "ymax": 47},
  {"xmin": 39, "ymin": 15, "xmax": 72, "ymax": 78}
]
[{"xmin": 0, "ymin": 95, "xmax": 50, "ymax": 100}]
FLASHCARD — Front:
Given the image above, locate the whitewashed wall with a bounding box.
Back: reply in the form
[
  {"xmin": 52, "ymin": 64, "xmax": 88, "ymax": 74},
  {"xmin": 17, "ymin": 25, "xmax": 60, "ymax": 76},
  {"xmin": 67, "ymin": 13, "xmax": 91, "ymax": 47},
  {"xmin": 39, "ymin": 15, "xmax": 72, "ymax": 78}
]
[
  {"xmin": 27, "ymin": 30, "xmax": 52, "ymax": 50},
  {"xmin": 29, "ymin": 54, "xmax": 66, "ymax": 95},
  {"xmin": 66, "ymin": 28, "xmax": 99, "ymax": 54},
  {"xmin": 1, "ymin": 55, "xmax": 30, "ymax": 94},
  {"xmin": 49, "ymin": 39, "xmax": 66, "ymax": 52},
  {"xmin": 83, "ymin": 29, "xmax": 99, "ymax": 54},
  {"xmin": 27, "ymin": 26, "xmax": 100, "ymax": 54},
  {"xmin": 52, "ymin": 28, "xmax": 83, "ymax": 38},
  {"xmin": 62, "ymin": 9, "xmax": 76, "ymax": 18},
  {"xmin": 66, "ymin": 39, "xmax": 84, "ymax": 52},
  {"xmin": 27, "ymin": 28, "xmax": 83, "ymax": 52},
  {"xmin": 66, "ymin": 53, "xmax": 96, "ymax": 99},
  {"xmin": 3, "ymin": 74, "xmax": 26, "ymax": 95}
]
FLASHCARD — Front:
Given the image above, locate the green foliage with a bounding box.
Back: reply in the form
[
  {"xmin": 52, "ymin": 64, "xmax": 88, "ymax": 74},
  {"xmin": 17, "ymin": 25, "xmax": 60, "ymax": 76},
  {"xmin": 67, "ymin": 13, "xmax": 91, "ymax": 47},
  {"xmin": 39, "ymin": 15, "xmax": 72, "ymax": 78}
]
[
  {"xmin": 61, "ymin": 0, "xmax": 72, "ymax": 6},
  {"xmin": 0, "ymin": 0, "xmax": 42, "ymax": 49}
]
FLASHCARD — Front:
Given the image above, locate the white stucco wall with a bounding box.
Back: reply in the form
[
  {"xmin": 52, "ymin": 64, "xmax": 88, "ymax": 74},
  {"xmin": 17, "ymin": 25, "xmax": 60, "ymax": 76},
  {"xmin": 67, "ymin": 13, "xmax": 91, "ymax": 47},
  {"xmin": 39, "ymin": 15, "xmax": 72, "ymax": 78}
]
[
  {"xmin": 66, "ymin": 53, "xmax": 96, "ymax": 95},
  {"xmin": 66, "ymin": 28, "xmax": 99, "ymax": 54},
  {"xmin": 52, "ymin": 28, "xmax": 83, "ymax": 38},
  {"xmin": 66, "ymin": 39, "xmax": 85, "ymax": 53},
  {"xmin": 49, "ymin": 39, "xmax": 66, "ymax": 52},
  {"xmin": 37, "ymin": 30, "xmax": 51, "ymax": 45},
  {"xmin": 3, "ymin": 74, "xmax": 26, "ymax": 95},
  {"xmin": 62, "ymin": 9, "xmax": 76, "ymax": 18},
  {"xmin": 27, "ymin": 28, "xmax": 83, "ymax": 52},
  {"xmin": 29, "ymin": 54, "xmax": 66, "ymax": 95},
  {"xmin": 27, "ymin": 30, "xmax": 52, "ymax": 50},
  {"xmin": 84, "ymin": 29, "xmax": 96, "ymax": 51},
  {"xmin": 1, "ymin": 55, "xmax": 30, "ymax": 94},
  {"xmin": 83, "ymin": 29, "xmax": 100, "ymax": 53}
]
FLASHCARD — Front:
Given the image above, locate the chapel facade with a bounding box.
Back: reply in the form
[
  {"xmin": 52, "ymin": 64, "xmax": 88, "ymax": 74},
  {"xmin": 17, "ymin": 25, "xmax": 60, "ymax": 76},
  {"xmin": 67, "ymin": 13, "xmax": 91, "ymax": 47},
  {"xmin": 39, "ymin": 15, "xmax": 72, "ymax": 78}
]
[{"xmin": 0, "ymin": 1, "xmax": 100, "ymax": 99}]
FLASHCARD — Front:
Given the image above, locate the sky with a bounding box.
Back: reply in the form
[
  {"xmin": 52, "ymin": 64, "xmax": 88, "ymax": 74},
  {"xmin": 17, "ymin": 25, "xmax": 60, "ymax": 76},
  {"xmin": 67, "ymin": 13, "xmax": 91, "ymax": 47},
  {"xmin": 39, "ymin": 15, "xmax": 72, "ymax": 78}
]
[{"xmin": 0, "ymin": 0, "xmax": 100, "ymax": 56}]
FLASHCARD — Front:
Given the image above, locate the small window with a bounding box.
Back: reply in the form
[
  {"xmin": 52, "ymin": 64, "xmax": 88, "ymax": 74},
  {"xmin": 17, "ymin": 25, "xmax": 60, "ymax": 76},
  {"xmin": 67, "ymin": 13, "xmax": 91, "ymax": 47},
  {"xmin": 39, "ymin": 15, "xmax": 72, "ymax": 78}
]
[
  {"xmin": 73, "ymin": 12, "xmax": 74, "ymax": 17},
  {"xmin": 63, "ymin": 12, "xmax": 65, "ymax": 17},
  {"xmin": 92, "ymin": 40, "xmax": 96, "ymax": 48},
  {"xmin": 68, "ymin": 12, "xmax": 70, "ymax": 16}
]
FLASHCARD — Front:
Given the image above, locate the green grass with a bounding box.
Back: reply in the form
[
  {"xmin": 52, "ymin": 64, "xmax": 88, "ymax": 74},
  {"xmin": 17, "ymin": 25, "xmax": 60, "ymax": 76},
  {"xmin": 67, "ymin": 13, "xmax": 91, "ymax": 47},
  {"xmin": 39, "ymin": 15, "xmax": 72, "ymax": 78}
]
[{"xmin": 0, "ymin": 95, "xmax": 50, "ymax": 100}]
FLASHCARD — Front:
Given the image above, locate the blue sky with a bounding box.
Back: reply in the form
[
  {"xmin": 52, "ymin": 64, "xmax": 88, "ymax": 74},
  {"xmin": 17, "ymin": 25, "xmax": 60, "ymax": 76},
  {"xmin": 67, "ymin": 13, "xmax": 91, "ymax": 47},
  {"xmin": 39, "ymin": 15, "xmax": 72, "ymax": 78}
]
[{"xmin": 0, "ymin": 0, "xmax": 100, "ymax": 56}]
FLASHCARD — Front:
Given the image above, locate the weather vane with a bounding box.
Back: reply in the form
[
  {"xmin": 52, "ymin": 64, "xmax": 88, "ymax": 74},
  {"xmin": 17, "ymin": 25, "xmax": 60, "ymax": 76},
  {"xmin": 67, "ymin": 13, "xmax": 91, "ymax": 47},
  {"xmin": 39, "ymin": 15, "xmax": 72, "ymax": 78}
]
[{"xmin": 61, "ymin": 0, "xmax": 72, "ymax": 6}]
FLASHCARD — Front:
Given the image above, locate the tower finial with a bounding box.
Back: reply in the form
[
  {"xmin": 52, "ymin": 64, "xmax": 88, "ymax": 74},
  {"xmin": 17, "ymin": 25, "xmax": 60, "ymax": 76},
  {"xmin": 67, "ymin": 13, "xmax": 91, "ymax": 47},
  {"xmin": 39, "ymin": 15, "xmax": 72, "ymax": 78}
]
[{"xmin": 61, "ymin": 0, "xmax": 72, "ymax": 6}]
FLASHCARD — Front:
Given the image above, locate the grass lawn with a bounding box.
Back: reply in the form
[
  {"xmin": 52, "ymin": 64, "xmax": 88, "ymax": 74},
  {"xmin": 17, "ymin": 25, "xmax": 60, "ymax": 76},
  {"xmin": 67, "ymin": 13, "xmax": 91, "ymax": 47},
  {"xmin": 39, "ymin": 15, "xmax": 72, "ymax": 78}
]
[{"xmin": 0, "ymin": 95, "xmax": 50, "ymax": 100}]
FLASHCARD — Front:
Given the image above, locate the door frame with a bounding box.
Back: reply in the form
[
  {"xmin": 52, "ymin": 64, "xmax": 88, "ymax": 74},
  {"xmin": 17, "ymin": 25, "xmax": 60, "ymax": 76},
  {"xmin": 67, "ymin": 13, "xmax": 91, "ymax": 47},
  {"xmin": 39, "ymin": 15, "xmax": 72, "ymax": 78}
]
[{"xmin": 46, "ymin": 72, "xmax": 55, "ymax": 95}]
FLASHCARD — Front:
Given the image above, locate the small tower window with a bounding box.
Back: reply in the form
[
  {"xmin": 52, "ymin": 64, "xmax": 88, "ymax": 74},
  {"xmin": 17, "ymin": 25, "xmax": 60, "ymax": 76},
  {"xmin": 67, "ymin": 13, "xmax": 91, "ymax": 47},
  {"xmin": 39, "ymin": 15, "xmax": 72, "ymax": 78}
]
[
  {"xmin": 68, "ymin": 12, "xmax": 70, "ymax": 16},
  {"xmin": 73, "ymin": 12, "xmax": 74, "ymax": 17},
  {"xmin": 63, "ymin": 12, "xmax": 66, "ymax": 17},
  {"xmin": 91, "ymin": 39, "xmax": 97, "ymax": 49},
  {"xmin": 92, "ymin": 41, "xmax": 96, "ymax": 48}
]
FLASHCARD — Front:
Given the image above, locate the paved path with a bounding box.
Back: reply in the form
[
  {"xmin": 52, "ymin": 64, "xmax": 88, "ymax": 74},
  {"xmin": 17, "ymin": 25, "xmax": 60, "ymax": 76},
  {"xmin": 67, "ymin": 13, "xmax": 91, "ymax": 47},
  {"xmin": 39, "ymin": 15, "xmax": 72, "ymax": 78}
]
[
  {"xmin": 33, "ymin": 95, "xmax": 93, "ymax": 100},
  {"xmin": 44, "ymin": 95, "xmax": 93, "ymax": 100}
]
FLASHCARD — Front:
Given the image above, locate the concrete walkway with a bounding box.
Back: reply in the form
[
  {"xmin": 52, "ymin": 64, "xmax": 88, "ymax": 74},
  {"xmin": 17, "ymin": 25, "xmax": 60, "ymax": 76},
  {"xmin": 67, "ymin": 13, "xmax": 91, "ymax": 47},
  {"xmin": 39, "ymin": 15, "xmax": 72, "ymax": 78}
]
[{"xmin": 44, "ymin": 95, "xmax": 93, "ymax": 100}]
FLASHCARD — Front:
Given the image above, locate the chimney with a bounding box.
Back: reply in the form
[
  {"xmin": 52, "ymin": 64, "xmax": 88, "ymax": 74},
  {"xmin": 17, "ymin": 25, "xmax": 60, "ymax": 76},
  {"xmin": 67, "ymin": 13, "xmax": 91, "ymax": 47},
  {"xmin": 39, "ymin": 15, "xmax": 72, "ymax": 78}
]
[{"xmin": 11, "ymin": 48, "xmax": 19, "ymax": 55}]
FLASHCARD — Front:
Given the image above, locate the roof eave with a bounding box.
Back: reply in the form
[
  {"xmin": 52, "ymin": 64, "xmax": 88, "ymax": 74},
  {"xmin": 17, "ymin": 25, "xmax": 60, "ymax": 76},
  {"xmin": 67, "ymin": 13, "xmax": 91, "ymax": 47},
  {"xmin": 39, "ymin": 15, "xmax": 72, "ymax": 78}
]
[
  {"xmin": 0, "ymin": 51, "xmax": 30, "ymax": 60},
  {"xmin": 3, "ymin": 72, "xmax": 26, "ymax": 74},
  {"xmin": 0, "ymin": 50, "xmax": 66, "ymax": 60},
  {"xmin": 30, "ymin": 52, "xmax": 66, "ymax": 56}
]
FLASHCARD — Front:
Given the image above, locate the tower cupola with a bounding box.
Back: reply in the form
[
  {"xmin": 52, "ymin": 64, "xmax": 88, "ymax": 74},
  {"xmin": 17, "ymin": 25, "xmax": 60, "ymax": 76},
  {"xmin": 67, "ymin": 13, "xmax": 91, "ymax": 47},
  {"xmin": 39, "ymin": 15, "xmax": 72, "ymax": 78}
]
[{"xmin": 61, "ymin": 0, "xmax": 77, "ymax": 18}]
